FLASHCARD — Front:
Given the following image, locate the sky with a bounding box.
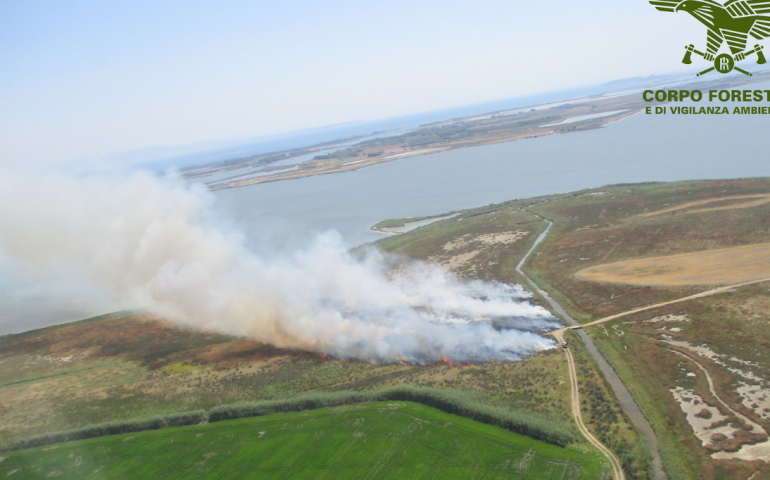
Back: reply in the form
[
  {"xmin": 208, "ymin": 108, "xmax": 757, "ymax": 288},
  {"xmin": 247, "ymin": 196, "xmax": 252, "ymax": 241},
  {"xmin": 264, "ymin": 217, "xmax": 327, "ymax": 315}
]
[{"xmin": 0, "ymin": 1, "xmax": 704, "ymax": 168}]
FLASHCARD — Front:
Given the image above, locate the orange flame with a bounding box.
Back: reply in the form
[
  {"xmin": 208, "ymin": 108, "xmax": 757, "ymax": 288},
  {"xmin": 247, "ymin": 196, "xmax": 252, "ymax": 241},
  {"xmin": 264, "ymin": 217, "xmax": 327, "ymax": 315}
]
[{"xmin": 439, "ymin": 357, "xmax": 456, "ymax": 367}]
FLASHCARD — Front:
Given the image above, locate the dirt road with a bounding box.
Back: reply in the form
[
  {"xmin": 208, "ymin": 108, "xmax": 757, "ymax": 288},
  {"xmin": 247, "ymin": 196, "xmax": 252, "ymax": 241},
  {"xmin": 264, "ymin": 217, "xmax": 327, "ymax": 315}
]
[
  {"xmin": 566, "ymin": 277, "xmax": 770, "ymax": 332},
  {"xmin": 517, "ymin": 214, "xmax": 662, "ymax": 479},
  {"xmin": 553, "ymin": 329, "xmax": 626, "ymax": 480},
  {"xmin": 638, "ymin": 194, "xmax": 770, "ymax": 218}
]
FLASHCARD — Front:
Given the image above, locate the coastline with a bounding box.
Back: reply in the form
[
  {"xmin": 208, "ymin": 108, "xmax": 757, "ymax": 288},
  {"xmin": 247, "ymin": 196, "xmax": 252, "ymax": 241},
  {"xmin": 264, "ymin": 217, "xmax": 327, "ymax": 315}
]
[
  {"xmin": 198, "ymin": 68, "xmax": 770, "ymax": 192},
  {"xmin": 208, "ymin": 108, "xmax": 642, "ymax": 191}
]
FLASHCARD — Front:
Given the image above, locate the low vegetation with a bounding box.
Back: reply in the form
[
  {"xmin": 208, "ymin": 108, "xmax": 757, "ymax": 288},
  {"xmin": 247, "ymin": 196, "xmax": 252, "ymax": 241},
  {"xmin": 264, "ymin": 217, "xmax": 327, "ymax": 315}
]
[
  {"xmin": 370, "ymin": 212, "xmax": 456, "ymax": 230},
  {"xmin": 8, "ymin": 178, "xmax": 769, "ymax": 479},
  {"xmin": 526, "ymin": 178, "xmax": 770, "ymax": 480},
  {"xmin": 566, "ymin": 330, "xmax": 651, "ymax": 478},
  {"xmin": 0, "ymin": 313, "xmax": 578, "ymax": 446}
]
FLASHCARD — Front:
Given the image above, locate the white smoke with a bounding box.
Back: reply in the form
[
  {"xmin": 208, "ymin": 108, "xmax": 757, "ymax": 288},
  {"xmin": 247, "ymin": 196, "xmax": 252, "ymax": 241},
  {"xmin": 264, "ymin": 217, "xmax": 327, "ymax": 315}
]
[{"xmin": 0, "ymin": 170, "xmax": 559, "ymax": 363}]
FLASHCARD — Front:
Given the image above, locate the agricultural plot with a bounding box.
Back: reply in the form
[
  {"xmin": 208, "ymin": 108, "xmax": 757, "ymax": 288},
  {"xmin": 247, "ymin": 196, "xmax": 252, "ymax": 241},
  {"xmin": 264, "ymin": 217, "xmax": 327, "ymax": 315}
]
[
  {"xmin": 576, "ymin": 242, "xmax": 770, "ymax": 287},
  {"xmin": 0, "ymin": 402, "xmax": 607, "ymax": 479}
]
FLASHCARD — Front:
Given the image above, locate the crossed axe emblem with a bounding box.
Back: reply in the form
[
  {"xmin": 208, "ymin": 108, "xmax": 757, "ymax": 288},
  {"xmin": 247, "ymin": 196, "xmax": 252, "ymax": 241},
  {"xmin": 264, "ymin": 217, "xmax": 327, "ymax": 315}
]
[{"xmin": 682, "ymin": 43, "xmax": 767, "ymax": 77}]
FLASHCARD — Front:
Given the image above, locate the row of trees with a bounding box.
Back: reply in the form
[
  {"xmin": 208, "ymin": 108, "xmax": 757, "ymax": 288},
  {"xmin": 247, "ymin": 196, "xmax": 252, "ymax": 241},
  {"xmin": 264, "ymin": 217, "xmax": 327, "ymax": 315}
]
[{"xmin": 2, "ymin": 387, "xmax": 576, "ymax": 453}]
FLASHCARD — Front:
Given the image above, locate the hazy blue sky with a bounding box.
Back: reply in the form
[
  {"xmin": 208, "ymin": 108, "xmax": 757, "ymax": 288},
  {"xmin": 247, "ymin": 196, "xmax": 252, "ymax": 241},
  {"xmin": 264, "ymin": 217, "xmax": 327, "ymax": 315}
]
[{"xmin": 1, "ymin": 1, "xmax": 702, "ymax": 167}]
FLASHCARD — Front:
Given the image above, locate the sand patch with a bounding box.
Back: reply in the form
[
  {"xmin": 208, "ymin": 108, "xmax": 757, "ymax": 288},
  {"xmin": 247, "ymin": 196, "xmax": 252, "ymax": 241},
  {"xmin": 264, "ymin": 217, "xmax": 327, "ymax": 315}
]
[
  {"xmin": 443, "ymin": 230, "xmax": 528, "ymax": 252},
  {"xmin": 576, "ymin": 243, "xmax": 770, "ymax": 286},
  {"xmin": 666, "ymin": 339, "xmax": 722, "ymax": 361},
  {"xmin": 476, "ymin": 230, "xmax": 529, "ymax": 246},
  {"xmin": 670, "ymin": 386, "xmax": 740, "ymax": 448},
  {"xmin": 738, "ymin": 384, "xmax": 770, "ymax": 421},
  {"xmin": 442, "ymin": 235, "xmax": 471, "ymax": 252},
  {"xmin": 443, "ymin": 251, "xmax": 481, "ymax": 270},
  {"xmin": 381, "ymin": 148, "xmax": 444, "ymax": 160},
  {"xmin": 22, "ymin": 354, "xmax": 84, "ymax": 369},
  {"xmin": 374, "ymin": 213, "xmax": 459, "ymax": 235},
  {"xmin": 668, "ymin": 340, "xmax": 770, "ymax": 429},
  {"xmin": 646, "ymin": 314, "xmax": 691, "ymax": 323},
  {"xmin": 574, "ymin": 224, "xmax": 603, "ymax": 232},
  {"xmin": 713, "ymin": 439, "xmax": 770, "ymax": 462},
  {"xmin": 666, "ymin": 339, "xmax": 761, "ymax": 382},
  {"xmin": 434, "ymin": 230, "xmax": 528, "ymax": 272}
]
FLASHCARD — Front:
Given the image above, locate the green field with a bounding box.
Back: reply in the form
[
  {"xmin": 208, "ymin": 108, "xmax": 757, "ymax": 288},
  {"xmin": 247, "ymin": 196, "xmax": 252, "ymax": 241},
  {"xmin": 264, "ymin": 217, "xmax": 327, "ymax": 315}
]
[{"xmin": 0, "ymin": 402, "xmax": 606, "ymax": 479}]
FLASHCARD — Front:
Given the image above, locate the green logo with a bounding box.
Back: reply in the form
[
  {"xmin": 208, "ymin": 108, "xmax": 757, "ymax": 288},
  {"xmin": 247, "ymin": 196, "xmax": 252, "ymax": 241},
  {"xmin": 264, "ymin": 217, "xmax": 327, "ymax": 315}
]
[{"xmin": 650, "ymin": 0, "xmax": 769, "ymax": 76}]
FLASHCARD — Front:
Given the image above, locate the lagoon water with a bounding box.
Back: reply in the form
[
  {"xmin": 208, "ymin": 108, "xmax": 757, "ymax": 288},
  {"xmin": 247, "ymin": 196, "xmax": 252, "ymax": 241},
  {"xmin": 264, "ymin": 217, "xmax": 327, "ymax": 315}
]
[{"xmin": 214, "ymin": 95, "xmax": 770, "ymax": 250}]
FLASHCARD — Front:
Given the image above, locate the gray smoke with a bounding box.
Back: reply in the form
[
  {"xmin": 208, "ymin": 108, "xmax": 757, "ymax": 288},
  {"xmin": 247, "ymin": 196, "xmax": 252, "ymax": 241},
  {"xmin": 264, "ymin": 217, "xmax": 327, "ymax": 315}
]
[{"xmin": 0, "ymin": 170, "xmax": 559, "ymax": 363}]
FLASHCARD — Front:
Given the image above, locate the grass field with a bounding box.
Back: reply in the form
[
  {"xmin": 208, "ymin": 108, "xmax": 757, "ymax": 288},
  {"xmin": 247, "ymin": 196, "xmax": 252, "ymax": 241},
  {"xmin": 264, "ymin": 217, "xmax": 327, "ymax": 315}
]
[
  {"xmin": 0, "ymin": 402, "xmax": 607, "ymax": 479},
  {"xmin": 576, "ymin": 242, "xmax": 770, "ymax": 286}
]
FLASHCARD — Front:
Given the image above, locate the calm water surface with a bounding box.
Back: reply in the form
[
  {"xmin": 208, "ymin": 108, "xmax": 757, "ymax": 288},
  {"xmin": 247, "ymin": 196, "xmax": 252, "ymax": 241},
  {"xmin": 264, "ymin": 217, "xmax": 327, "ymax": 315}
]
[{"xmin": 214, "ymin": 97, "xmax": 770, "ymax": 249}]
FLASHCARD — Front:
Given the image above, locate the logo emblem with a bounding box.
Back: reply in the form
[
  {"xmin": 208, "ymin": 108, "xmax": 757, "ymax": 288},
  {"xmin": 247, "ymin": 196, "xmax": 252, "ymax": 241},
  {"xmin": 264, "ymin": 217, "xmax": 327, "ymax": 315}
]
[{"xmin": 650, "ymin": 0, "xmax": 769, "ymax": 76}]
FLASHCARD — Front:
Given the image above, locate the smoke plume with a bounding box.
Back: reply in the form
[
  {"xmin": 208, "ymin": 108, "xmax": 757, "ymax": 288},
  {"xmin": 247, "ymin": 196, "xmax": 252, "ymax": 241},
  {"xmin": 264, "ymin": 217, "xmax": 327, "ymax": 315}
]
[{"xmin": 0, "ymin": 170, "xmax": 559, "ymax": 363}]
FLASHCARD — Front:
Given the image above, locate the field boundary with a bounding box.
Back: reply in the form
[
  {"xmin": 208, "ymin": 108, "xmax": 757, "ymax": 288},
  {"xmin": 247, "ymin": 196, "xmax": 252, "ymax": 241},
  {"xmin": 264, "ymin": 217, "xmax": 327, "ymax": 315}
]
[{"xmin": 0, "ymin": 386, "xmax": 575, "ymax": 454}]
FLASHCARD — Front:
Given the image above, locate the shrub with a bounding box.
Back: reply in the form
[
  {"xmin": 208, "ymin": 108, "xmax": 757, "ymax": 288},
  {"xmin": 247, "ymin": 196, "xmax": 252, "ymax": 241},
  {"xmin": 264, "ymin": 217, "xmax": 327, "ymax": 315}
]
[
  {"xmin": 695, "ymin": 408, "xmax": 712, "ymax": 419},
  {"xmin": 208, "ymin": 387, "xmax": 574, "ymax": 446},
  {"xmin": 1, "ymin": 411, "xmax": 206, "ymax": 453},
  {"xmin": 2, "ymin": 388, "xmax": 575, "ymax": 452}
]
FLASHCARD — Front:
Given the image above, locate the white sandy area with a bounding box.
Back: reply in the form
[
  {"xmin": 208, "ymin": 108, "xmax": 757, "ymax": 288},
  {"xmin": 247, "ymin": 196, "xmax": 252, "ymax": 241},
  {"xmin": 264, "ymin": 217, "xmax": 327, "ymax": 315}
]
[
  {"xmin": 646, "ymin": 314, "xmax": 691, "ymax": 323},
  {"xmin": 540, "ymin": 110, "xmax": 628, "ymax": 127},
  {"xmin": 670, "ymin": 386, "xmax": 740, "ymax": 448}
]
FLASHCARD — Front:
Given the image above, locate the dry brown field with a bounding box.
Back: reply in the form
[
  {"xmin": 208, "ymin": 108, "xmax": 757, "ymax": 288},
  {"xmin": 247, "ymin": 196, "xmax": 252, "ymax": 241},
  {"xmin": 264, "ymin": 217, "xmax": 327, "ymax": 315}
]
[{"xmin": 576, "ymin": 242, "xmax": 770, "ymax": 287}]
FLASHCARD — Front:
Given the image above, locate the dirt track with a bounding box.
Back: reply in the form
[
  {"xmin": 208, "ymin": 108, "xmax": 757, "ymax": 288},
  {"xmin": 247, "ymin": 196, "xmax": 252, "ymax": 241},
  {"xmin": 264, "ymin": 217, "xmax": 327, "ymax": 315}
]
[
  {"xmin": 565, "ymin": 276, "xmax": 770, "ymax": 332},
  {"xmin": 517, "ymin": 214, "xmax": 645, "ymax": 480},
  {"xmin": 668, "ymin": 349, "xmax": 770, "ymax": 470},
  {"xmin": 668, "ymin": 350, "xmax": 761, "ymax": 431},
  {"xmin": 553, "ymin": 329, "xmax": 626, "ymax": 480},
  {"xmin": 638, "ymin": 194, "xmax": 770, "ymax": 218}
]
